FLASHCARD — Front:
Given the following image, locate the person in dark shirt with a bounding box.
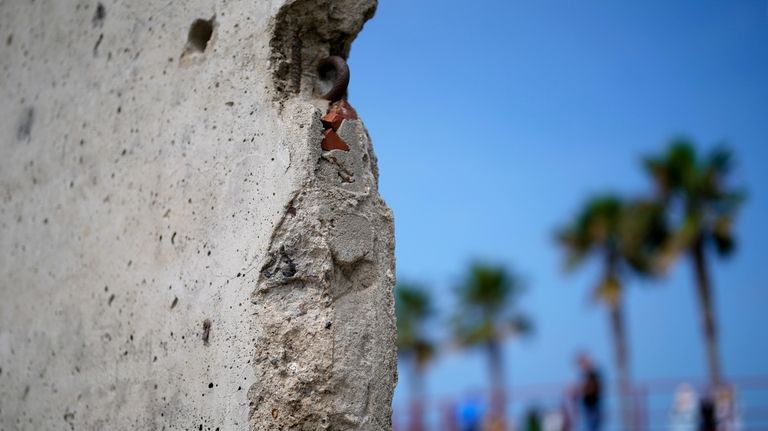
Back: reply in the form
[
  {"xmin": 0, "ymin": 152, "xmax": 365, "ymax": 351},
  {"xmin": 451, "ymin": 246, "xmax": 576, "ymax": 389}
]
[
  {"xmin": 576, "ymin": 354, "xmax": 603, "ymax": 431},
  {"xmin": 524, "ymin": 406, "xmax": 542, "ymax": 431},
  {"xmin": 698, "ymin": 397, "xmax": 717, "ymax": 431}
]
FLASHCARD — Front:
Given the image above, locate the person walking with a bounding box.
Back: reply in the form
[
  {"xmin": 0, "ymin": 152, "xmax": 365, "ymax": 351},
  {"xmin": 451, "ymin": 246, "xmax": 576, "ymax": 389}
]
[
  {"xmin": 670, "ymin": 384, "xmax": 699, "ymax": 431},
  {"xmin": 575, "ymin": 354, "xmax": 603, "ymax": 431}
]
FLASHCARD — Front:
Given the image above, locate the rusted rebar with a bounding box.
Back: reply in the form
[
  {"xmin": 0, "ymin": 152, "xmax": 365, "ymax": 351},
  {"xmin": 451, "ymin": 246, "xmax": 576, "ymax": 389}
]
[{"xmin": 317, "ymin": 56, "xmax": 350, "ymax": 102}]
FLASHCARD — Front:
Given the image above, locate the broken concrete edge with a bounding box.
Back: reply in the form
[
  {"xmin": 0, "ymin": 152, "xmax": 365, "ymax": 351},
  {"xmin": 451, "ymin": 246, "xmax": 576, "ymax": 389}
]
[
  {"xmin": 267, "ymin": 0, "xmax": 379, "ymax": 103},
  {"xmin": 246, "ymin": 98, "xmax": 397, "ymax": 430},
  {"xmin": 246, "ymin": 1, "xmax": 397, "ymax": 429}
]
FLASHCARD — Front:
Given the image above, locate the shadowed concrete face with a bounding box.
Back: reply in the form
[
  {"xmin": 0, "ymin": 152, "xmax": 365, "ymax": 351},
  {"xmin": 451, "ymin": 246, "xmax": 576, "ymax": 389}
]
[{"xmin": 0, "ymin": 0, "xmax": 395, "ymax": 430}]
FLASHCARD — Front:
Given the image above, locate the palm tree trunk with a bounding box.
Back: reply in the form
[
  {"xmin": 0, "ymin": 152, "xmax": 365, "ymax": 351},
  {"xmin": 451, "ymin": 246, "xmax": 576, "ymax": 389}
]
[
  {"xmin": 408, "ymin": 359, "xmax": 426, "ymax": 431},
  {"xmin": 691, "ymin": 237, "xmax": 722, "ymax": 389},
  {"xmin": 609, "ymin": 301, "xmax": 633, "ymax": 431},
  {"xmin": 487, "ymin": 339, "xmax": 507, "ymax": 426},
  {"xmin": 605, "ymin": 249, "xmax": 633, "ymax": 431}
]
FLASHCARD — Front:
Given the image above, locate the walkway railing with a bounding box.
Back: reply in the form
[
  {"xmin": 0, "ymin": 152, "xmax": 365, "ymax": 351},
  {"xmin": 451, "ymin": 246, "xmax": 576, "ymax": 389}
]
[{"xmin": 393, "ymin": 376, "xmax": 768, "ymax": 431}]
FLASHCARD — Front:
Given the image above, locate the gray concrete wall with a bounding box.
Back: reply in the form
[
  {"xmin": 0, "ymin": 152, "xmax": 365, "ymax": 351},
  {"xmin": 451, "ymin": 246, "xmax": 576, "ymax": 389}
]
[{"xmin": 0, "ymin": 0, "xmax": 395, "ymax": 429}]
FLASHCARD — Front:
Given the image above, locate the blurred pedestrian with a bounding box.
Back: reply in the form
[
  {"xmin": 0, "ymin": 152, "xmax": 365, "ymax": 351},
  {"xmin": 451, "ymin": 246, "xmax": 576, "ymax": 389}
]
[
  {"xmin": 670, "ymin": 384, "xmax": 699, "ymax": 431},
  {"xmin": 543, "ymin": 406, "xmax": 568, "ymax": 431},
  {"xmin": 524, "ymin": 406, "xmax": 543, "ymax": 431},
  {"xmin": 699, "ymin": 397, "xmax": 717, "ymax": 431},
  {"xmin": 575, "ymin": 354, "xmax": 603, "ymax": 431},
  {"xmin": 714, "ymin": 385, "xmax": 741, "ymax": 431},
  {"xmin": 457, "ymin": 395, "xmax": 484, "ymax": 431}
]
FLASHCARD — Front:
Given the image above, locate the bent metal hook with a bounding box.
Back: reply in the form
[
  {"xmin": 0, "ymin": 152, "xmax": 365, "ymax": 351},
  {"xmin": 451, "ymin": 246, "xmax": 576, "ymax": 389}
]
[{"xmin": 317, "ymin": 56, "xmax": 350, "ymax": 102}]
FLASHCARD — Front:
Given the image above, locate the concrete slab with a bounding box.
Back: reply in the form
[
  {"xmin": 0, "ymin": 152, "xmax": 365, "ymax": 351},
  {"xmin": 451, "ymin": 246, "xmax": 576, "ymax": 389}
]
[{"xmin": 0, "ymin": 0, "xmax": 394, "ymax": 429}]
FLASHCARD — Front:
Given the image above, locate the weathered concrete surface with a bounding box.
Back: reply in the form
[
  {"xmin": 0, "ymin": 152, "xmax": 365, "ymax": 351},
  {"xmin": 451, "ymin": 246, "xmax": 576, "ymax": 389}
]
[{"xmin": 0, "ymin": 0, "xmax": 395, "ymax": 430}]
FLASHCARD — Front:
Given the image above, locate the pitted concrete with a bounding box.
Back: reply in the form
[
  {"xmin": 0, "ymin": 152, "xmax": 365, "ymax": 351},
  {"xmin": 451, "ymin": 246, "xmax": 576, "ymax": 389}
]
[{"xmin": 0, "ymin": 0, "xmax": 394, "ymax": 429}]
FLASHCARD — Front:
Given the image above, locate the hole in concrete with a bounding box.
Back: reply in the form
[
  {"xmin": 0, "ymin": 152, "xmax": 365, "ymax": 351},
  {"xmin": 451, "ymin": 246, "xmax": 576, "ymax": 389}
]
[
  {"xmin": 202, "ymin": 319, "xmax": 211, "ymax": 345},
  {"xmin": 187, "ymin": 18, "xmax": 214, "ymax": 53},
  {"xmin": 92, "ymin": 3, "xmax": 106, "ymax": 27},
  {"xmin": 16, "ymin": 107, "xmax": 34, "ymax": 141}
]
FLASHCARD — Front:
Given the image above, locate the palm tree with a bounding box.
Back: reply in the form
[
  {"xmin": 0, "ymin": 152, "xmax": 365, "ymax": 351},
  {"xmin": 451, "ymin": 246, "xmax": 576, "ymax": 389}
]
[
  {"xmin": 644, "ymin": 140, "xmax": 744, "ymax": 389},
  {"xmin": 396, "ymin": 283, "xmax": 436, "ymax": 431},
  {"xmin": 556, "ymin": 196, "xmax": 666, "ymax": 431},
  {"xmin": 452, "ymin": 263, "xmax": 533, "ymax": 426}
]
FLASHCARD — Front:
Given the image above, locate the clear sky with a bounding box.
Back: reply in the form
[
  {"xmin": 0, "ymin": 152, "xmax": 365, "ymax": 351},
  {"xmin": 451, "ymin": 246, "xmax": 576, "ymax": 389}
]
[{"xmin": 347, "ymin": 0, "xmax": 768, "ymax": 413}]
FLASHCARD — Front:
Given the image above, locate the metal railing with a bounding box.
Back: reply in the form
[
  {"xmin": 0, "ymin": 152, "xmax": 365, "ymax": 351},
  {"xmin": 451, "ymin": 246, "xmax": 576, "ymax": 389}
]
[{"xmin": 393, "ymin": 376, "xmax": 768, "ymax": 431}]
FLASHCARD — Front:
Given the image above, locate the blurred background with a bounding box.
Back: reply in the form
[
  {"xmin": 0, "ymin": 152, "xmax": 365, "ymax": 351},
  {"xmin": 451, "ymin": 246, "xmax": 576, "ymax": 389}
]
[{"xmin": 347, "ymin": 1, "xmax": 767, "ymax": 430}]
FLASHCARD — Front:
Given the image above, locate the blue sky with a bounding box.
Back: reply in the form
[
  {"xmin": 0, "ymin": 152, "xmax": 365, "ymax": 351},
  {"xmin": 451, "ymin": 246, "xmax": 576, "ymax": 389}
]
[{"xmin": 347, "ymin": 0, "xmax": 768, "ymax": 410}]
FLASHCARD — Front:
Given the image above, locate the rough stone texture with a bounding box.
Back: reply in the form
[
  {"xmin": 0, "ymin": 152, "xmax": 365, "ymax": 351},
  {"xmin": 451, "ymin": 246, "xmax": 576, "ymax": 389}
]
[{"xmin": 0, "ymin": 0, "xmax": 395, "ymax": 430}]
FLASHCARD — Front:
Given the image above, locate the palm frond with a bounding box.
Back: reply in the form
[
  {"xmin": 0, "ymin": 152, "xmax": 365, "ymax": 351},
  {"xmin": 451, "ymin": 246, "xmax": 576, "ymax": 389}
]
[
  {"xmin": 593, "ymin": 276, "xmax": 622, "ymax": 307},
  {"xmin": 451, "ymin": 263, "xmax": 531, "ymax": 348},
  {"xmin": 644, "ymin": 139, "xmax": 745, "ymax": 262},
  {"xmin": 711, "ymin": 215, "xmax": 736, "ymax": 257}
]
